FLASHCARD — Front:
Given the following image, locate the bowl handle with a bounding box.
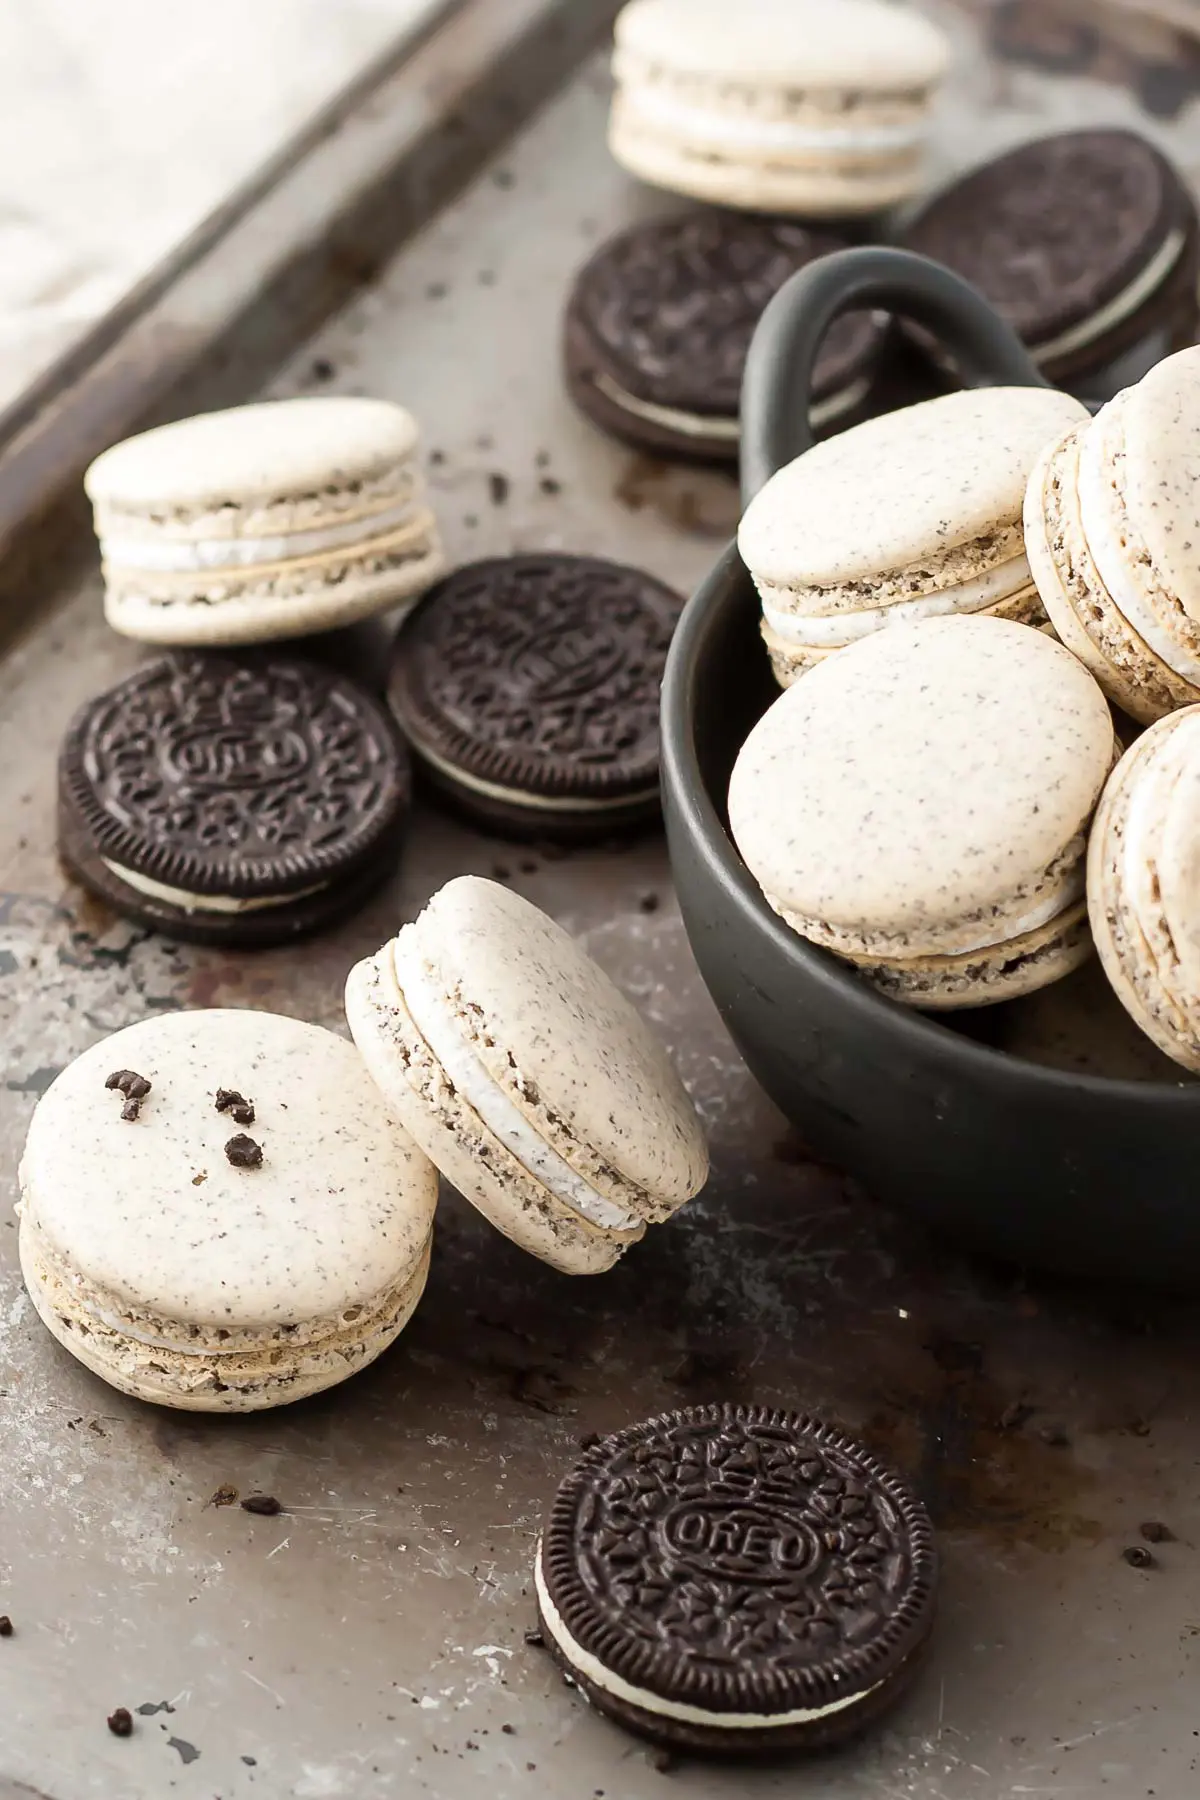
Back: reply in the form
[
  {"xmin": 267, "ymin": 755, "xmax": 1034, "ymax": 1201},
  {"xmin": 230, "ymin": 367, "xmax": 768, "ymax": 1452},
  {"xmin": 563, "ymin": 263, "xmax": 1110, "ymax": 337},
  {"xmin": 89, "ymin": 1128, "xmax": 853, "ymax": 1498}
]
[{"xmin": 740, "ymin": 246, "xmax": 1050, "ymax": 505}]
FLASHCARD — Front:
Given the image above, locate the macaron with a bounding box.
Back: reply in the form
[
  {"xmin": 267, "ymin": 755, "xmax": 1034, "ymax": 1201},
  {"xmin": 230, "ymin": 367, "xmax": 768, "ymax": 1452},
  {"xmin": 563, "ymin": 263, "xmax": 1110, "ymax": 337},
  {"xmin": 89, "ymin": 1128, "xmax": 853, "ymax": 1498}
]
[
  {"xmin": 58, "ymin": 653, "xmax": 411, "ymax": 946},
  {"xmin": 17, "ymin": 1009, "xmax": 438, "ymax": 1411},
  {"xmin": 563, "ymin": 210, "xmax": 890, "ymax": 463},
  {"xmin": 388, "ymin": 555, "xmax": 682, "ymax": 841},
  {"xmin": 1024, "ymin": 346, "xmax": 1200, "ymax": 726},
  {"xmin": 608, "ymin": 0, "xmax": 950, "ymax": 217},
  {"xmin": 738, "ymin": 386, "xmax": 1088, "ymax": 687},
  {"xmin": 728, "ymin": 615, "xmax": 1116, "ymax": 1009},
  {"xmin": 902, "ymin": 130, "xmax": 1200, "ymax": 390},
  {"xmin": 1088, "ymin": 707, "xmax": 1200, "ymax": 1073},
  {"xmin": 345, "ymin": 877, "xmax": 708, "ymax": 1274},
  {"xmin": 85, "ymin": 397, "xmax": 444, "ymax": 646},
  {"xmin": 534, "ymin": 1403, "xmax": 937, "ymax": 1753}
]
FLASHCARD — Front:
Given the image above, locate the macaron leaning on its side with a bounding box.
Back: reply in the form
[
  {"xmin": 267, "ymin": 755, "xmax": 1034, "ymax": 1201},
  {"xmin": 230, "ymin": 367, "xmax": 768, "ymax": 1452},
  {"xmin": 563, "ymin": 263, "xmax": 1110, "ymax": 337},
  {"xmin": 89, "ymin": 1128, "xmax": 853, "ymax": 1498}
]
[
  {"xmin": 345, "ymin": 877, "xmax": 708, "ymax": 1274},
  {"xmin": 86, "ymin": 397, "xmax": 444, "ymax": 646},
  {"xmin": 1088, "ymin": 708, "xmax": 1200, "ymax": 1073},
  {"xmin": 729, "ymin": 615, "xmax": 1116, "ymax": 1008},
  {"xmin": 18, "ymin": 1010, "xmax": 438, "ymax": 1411},
  {"xmin": 1025, "ymin": 346, "xmax": 1200, "ymax": 725},
  {"xmin": 739, "ymin": 386, "xmax": 1087, "ymax": 688},
  {"xmin": 608, "ymin": 0, "xmax": 950, "ymax": 217}
]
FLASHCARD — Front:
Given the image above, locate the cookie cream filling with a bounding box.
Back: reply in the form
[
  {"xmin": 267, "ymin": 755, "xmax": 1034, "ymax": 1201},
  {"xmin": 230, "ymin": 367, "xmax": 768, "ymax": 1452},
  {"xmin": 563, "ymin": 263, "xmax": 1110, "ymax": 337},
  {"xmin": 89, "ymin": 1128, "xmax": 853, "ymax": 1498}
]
[
  {"xmin": 1034, "ymin": 227, "xmax": 1187, "ymax": 365},
  {"xmin": 101, "ymin": 494, "xmax": 421, "ymax": 573},
  {"xmin": 592, "ymin": 370, "xmax": 871, "ymax": 443},
  {"xmin": 410, "ymin": 734, "xmax": 656, "ymax": 814},
  {"xmin": 103, "ymin": 863, "xmax": 327, "ymax": 914},
  {"xmin": 534, "ymin": 1549, "xmax": 882, "ymax": 1728},
  {"xmin": 621, "ymin": 87, "xmax": 925, "ymax": 156},
  {"xmin": 1077, "ymin": 429, "xmax": 1200, "ymax": 686},
  {"xmin": 761, "ymin": 554, "xmax": 1033, "ymax": 646},
  {"xmin": 392, "ymin": 938, "xmax": 640, "ymax": 1233}
]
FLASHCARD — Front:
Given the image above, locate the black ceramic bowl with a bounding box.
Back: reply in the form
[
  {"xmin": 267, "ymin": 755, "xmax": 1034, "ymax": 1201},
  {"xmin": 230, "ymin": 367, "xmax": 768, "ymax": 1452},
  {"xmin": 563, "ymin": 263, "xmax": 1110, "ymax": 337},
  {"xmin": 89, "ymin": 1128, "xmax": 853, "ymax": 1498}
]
[{"xmin": 662, "ymin": 249, "xmax": 1200, "ymax": 1289}]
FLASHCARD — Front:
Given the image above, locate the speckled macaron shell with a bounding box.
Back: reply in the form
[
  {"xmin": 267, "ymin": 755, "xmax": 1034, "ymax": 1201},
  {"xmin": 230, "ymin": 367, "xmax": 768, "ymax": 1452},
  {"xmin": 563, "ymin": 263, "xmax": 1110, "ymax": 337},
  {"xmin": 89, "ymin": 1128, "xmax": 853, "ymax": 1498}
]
[
  {"xmin": 1025, "ymin": 348, "xmax": 1200, "ymax": 724},
  {"xmin": 85, "ymin": 397, "xmax": 444, "ymax": 646},
  {"xmin": 740, "ymin": 386, "xmax": 1087, "ymax": 683},
  {"xmin": 345, "ymin": 878, "xmax": 708, "ymax": 1275},
  {"xmin": 17, "ymin": 1009, "xmax": 438, "ymax": 1410},
  {"xmin": 729, "ymin": 615, "xmax": 1115, "ymax": 1007},
  {"xmin": 609, "ymin": 0, "xmax": 949, "ymax": 216},
  {"xmin": 1088, "ymin": 708, "xmax": 1200, "ymax": 1071}
]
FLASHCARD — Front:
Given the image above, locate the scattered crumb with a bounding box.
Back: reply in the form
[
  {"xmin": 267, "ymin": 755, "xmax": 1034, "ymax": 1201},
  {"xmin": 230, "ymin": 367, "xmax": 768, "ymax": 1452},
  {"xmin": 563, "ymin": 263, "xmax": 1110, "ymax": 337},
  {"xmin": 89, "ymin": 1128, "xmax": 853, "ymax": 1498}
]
[
  {"xmin": 241, "ymin": 1494, "xmax": 282, "ymax": 1517},
  {"xmin": 1140, "ymin": 1520, "xmax": 1174, "ymax": 1543},
  {"xmin": 191, "ymin": 1172, "xmax": 207, "ymax": 1186},
  {"xmin": 652, "ymin": 1748, "xmax": 678, "ymax": 1774},
  {"xmin": 209, "ymin": 1484, "xmax": 238, "ymax": 1508},
  {"xmin": 501, "ymin": 1723, "xmax": 516, "ymax": 1735},
  {"xmin": 0, "ymin": 1616, "xmax": 12, "ymax": 1637},
  {"xmin": 225, "ymin": 1133, "xmax": 263, "ymax": 1169},
  {"xmin": 215, "ymin": 1089, "xmax": 255, "ymax": 1126},
  {"xmin": 523, "ymin": 1628, "xmax": 545, "ymax": 1649},
  {"xmin": 108, "ymin": 1708, "xmax": 133, "ymax": 1737},
  {"xmin": 539, "ymin": 476, "xmax": 561, "ymax": 496},
  {"xmin": 310, "ymin": 357, "xmax": 335, "ymax": 382},
  {"xmin": 1123, "ymin": 1544, "xmax": 1156, "ymax": 1569},
  {"xmin": 637, "ymin": 892, "xmax": 660, "ymax": 914},
  {"xmin": 488, "ymin": 473, "xmax": 510, "ymax": 505}
]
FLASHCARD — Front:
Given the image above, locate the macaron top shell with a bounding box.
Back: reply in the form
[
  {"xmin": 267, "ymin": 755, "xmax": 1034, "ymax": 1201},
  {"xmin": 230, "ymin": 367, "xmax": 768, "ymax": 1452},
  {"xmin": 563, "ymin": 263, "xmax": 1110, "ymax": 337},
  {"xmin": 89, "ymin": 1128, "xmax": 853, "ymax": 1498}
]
[
  {"xmin": 739, "ymin": 387, "xmax": 1088, "ymax": 598},
  {"xmin": 405, "ymin": 878, "xmax": 708, "ymax": 1208},
  {"xmin": 20, "ymin": 1009, "xmax": 437, "ymax": 1330},
  {"xmin": 728, "ymin": 615, "xmax": 1113, "ymax": 950},
  {"xmin": 85, "ymin": 398, "xmax": 419, "ymax": 514},
  {"xmin": 614, "ymin": 0, "xmax": 950, "ymax": 90},
  {"xmin": 1108, "ymin": 347, "xmax": 1200, "ymax": 624}
]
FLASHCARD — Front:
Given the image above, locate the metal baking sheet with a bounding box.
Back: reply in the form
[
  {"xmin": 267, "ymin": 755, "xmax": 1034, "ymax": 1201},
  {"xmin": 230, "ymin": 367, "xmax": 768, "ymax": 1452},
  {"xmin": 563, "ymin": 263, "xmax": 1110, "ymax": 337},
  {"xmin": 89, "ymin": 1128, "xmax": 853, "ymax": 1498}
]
[{"xmin": 4, "ymin": 4, "xmax": 1200, "ymax": 1796}]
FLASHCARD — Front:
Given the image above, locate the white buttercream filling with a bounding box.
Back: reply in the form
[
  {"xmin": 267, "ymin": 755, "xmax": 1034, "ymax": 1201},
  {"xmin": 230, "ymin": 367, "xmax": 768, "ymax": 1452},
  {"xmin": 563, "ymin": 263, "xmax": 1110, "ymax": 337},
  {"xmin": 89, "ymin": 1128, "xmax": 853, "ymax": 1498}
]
[
  {"xmin": 392, "ymin": 938, "xmax": 640, "ymax": 1232},
  {"xmin": 592, "ymin": 371, "xmax": 871, "ymax": 443},
  {"xmin": 103, "ymin": 862, "xmax": 327, "ymax": 914},
  {"xmin": 623, "ymin": 87, "xmax": 925, "ymax": 156},
  {"xmin": 411, "ymin": 734, "xmax": 656, "ymax": 814},
  {"xmin": 101, "ymin": 495, "xmax": 420, "ymax": 573},
  {"xmin": 534, "ymin": 1550, "xmax": 881, "ymax": 1729},
  {"xmin": 762, "ymin": 555, "xmax": 1033, "ymax": 646},
  {"xmin": 1077, "ymin": 432, "xmax": 1200, "ymax": 686},
  {"xmin": 1034, "ymin": 228, "xmax": 1186, "ymax": 365}
]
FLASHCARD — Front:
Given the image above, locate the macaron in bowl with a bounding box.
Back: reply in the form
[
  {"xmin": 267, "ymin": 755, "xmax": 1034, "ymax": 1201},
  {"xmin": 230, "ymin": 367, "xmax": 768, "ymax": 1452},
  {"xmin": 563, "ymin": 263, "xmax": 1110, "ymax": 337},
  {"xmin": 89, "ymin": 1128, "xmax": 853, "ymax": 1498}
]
[
  {"xmin": 1024, "ymin": 346, "xmax": 1200, "ymax": 724},
  {"xmin": 738, "ymin": 385, "xmax": 1087, "ymax": 687},
  {"xmin": 18, "ymin": 1010, "xmax": 438, "ymax": 1411},
  {"xmin": 345, "ymin": 877, "xmax": 708, "ymax": 1274},
  {"xmin": 608, "ymin": 0, "xmax": 950, "ymax": 218},
  {"xmin": 1088, "ymin": 708, "xmax": 1200, "ymax": 1072},
  {"xmin": 85, "ymin": 397, "xmax": 444, "ymax": 646},
  {"xmin": 728, "ymin": 614, "xmax": 1116, "ymax": 1008}
]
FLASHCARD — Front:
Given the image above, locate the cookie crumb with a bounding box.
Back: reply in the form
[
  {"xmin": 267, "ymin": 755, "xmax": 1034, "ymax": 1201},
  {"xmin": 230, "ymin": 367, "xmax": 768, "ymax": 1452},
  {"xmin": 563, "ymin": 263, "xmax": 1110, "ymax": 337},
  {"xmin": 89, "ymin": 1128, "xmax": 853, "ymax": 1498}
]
[
  {"xmin": 310, "ymin": 357, "xmax": 335, "ymax": 383},
  {"xmin": 488, "ymin": 473, "xmax": 510, "ymax": 505},
  {"xmin": 637, "ymin": 891, "xmax": 660, "ymax": 914},
  {"xmin": 107, "ymin": 1069, "xmax": 151, "ymax": 1118},
  {"xmin": 523, "ymin": 1628, "xmax": 545, "ymax": 1649},
  {"xmin": 107, "ymin": 1708, "xmax": 133, "ymax": 1737},
  {"xmin": 1123, "ymin": 1544, "xmax": 1156, "ymax": 1569},
  {"xmin": 0, "ymin": 1616, "xmax": 12, "ymax": 1637},
  {"xmin": 1140, "ymin": 1520, "xmax": 1173, "ymax": 1543},
  {"xmin": 501, "ymin": 1723, "xmax": 516, "ymax": 1735},
  {"xmin": 539, "ymin": 476, "xmax": 561, "ymax": 496},
  {"xmin": 121, "ymin": 1096, "xmax": 143, "ymax": 1121},
  {"xmin": 652, "ymin": 1748, "xmax": 678, "ymax": 1774},
  {"xmin": 209, "ymin": 1484, "xmax": 238, "ymax": 1508},
  {"xmin": 241, "ymin": 1494, "xmax": 282, "ymax": 1516},
  {"xmin": 192, "ymin": 1172, "xmax": 207, "ymax": 1186},
  {"xmin": 225, "ymin": 1133, "xmax": 263, "ymax": 1169},
  {"xmin": 215, "ymin": 1089, "xmax": 255, "ymax": 1125}
]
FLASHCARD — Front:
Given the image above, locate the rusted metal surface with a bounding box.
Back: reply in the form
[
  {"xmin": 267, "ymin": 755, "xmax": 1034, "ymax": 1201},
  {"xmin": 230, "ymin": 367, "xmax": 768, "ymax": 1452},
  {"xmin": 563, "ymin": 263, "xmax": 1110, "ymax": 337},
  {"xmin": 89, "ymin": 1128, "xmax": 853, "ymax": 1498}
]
[{"xmin": 3, "ymin": 4, "xmax": 1200, "ymax": 1796}]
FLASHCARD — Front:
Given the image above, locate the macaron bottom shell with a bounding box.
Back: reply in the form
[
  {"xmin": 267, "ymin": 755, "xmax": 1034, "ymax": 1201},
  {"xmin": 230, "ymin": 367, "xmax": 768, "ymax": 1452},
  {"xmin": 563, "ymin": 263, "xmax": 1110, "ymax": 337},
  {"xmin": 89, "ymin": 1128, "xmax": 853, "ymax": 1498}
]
[
  {"xmin": 848, "ymin": 900, "xmax": 1093, "ymax": 1010},
  {"xmin": 19, "ymin": 1219, "xmax": 432, "ymax": 1412},
  {"xmin": 345, "ymin": 950, "xmax": 645, "ymax": 1276}
]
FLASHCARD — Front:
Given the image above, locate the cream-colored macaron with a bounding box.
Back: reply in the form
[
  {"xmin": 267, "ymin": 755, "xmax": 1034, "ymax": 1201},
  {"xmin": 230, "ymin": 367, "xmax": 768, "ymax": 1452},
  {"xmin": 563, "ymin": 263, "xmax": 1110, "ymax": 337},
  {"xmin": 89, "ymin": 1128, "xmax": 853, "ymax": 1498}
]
[
  {"xmin": 85, "ymin": 397, "xmax": 444, "ymax": 646},
  {"xmin": 1088, "ymin": 706, "xmax": 1200, "ymax": 1071},
  {"xmin": 729, "ymin": 614, "xmax": 1116, "ymax": 1008},
  {"xmin": 17, "ymin": 1009, "xmax": 437, "ymax": 1410},
  {"xmin": 609, "ymin": 0, "xmax": 951, "ymax": 217},
  {"xmin": 1025, "ymin": 346, "xmax": 1200, "ymax": 724},
  {"xmin": 740, "ymin": 386, "xmax": 1088, "ymax": 687},
  {"xmin": 345, "ymin": 877, "xmax": 708, "ymax": 1275}
]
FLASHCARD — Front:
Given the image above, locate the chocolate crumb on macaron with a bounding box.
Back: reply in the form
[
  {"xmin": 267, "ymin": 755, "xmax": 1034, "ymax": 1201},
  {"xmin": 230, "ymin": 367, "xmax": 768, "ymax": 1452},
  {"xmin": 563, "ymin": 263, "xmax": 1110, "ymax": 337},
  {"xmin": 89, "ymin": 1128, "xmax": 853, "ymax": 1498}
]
[
  {"xmin": 564, "ymin": 210, "xmax": 890, "ymax": 463},
  {"xmin": 534, "ymin": 1403, "xmax": 937, "ymax": 1753},
  {"xmin": 58, "ymin": 653, "xmax": 411, "ymax": 946}
]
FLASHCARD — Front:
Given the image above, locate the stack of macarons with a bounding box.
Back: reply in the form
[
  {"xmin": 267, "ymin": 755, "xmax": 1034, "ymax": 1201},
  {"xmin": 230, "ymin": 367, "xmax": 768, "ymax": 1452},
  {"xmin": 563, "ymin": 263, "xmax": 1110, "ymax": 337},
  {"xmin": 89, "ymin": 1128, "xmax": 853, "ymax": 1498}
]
[
  {"xmin": 18, "ymin": 877, "xmax": 709, "ymax": 1409},
  {"xmin": 728, "ymin": 345, "xmax": 1200, "ymax": 1071}
]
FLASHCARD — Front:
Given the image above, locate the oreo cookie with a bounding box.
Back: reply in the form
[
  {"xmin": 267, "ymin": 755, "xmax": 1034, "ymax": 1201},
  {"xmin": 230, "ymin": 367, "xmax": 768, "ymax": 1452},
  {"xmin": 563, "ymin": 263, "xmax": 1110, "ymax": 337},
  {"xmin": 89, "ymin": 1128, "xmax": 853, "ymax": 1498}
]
[
  {"xmin": 535, "ymin": 1404, "xmax": 936, "ymax": 1755},
  {"xmin": 388, "ymin": 555, "xmax": 682, "ymax": 841},
  {"xmin": 59, "ymin": 653, "xmax": 410, "ymax": 946},
  {"xmin": 901, "ymin": 129, "xmax": 1200, "ymax": 389},
  {"xmin": 564, "ymin": 210, "xmax": 891, "ymax": 463}
]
